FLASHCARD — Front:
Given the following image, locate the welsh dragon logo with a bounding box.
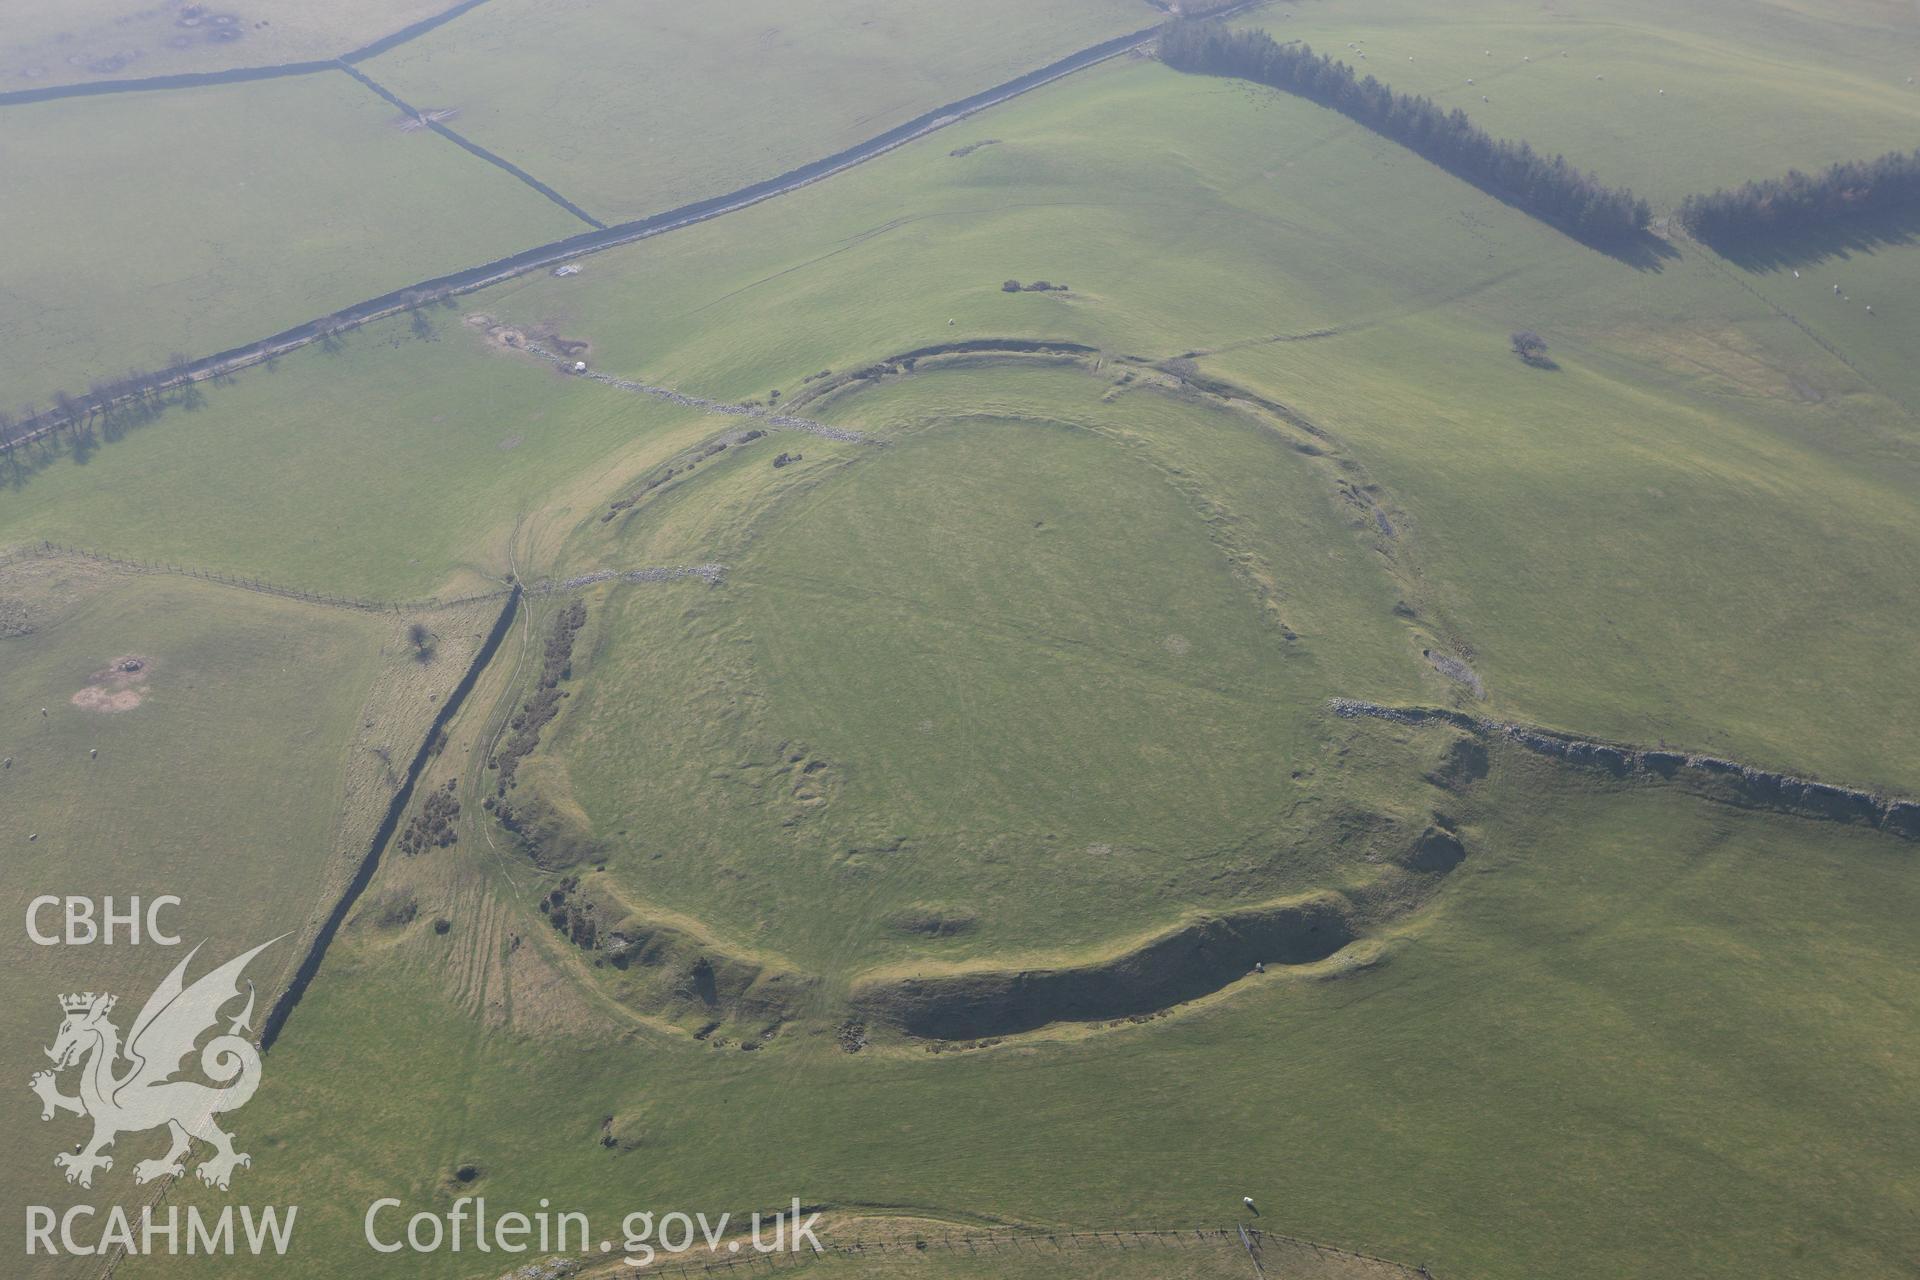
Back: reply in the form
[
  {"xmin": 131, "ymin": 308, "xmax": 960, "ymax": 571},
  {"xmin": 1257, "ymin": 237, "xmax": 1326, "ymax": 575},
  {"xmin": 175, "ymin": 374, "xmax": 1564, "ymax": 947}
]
[{"xmin": 29, "ymin": 937, "xmax": 283, "ymax": 1191}]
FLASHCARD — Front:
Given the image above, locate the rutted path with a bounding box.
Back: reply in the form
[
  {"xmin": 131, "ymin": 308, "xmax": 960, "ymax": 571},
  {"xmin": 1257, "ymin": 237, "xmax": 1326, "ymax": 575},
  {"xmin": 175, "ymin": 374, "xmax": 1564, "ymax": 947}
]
[
  {"xmin": 522, "ymin": 343, "xmax": 879, "ymax": 443},
  {"xmin": 1330, "ymin": 698, "xmax": 1920, "ymax": 840}
]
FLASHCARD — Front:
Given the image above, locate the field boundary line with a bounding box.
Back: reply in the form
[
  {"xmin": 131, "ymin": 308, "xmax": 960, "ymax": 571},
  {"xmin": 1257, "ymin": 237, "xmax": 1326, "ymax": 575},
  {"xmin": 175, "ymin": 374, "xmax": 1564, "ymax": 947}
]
[
  {"xmin": 1677, "ymin": 228, "xmax": 1917, "ymax": 421},
  {"xmin": 5, "ymin": 539, "xmax": 507, "ymax": 613},
  {"xmin": 0, "ymin": 0, "xmax": 496, "ymax": 108},
  {"xmin": 1, "ymin": 3, "xmax": 1272, "ymax": 451},
  {"xmin": 5, "ymin": 540, "xmax": 729, "ymax": 610},
  {"xmin": 336, "ymin": 64, "xmax": 606, "ymax": 229},
  {"xmin": 1331, "ymin": 697, "xmax": 1920, "ymax": 827},
  {"xmin": 259, "ymin": 585, "xmax": 523, "ymax": 1049}
]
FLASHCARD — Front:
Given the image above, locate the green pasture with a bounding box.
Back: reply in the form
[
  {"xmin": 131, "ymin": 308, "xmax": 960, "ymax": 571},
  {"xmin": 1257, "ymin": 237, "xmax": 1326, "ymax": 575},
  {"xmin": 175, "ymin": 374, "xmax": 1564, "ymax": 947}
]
[
  {"xmin": 0, "ymin": 71, "xmax": 579, "ymax": 413},
  {"xmin": 532, "ymin": 363, "xmax": 1432, "ymax": 973},
  {"xmin": 0, "ymin": 311, "xmax": 725, "ymax": 601},
  {"xmin": 0, "ymin": 0, "xmax": 452, "ymax": 91},
  {"xmin": 468, "ymin": 58, "xmax": 1920, "ymax": 786},
  {"xmin": 7, "ymin": 46, "xmax": 1910, "ymax": 781},
  {"xmin": 134, "ymin": 731, "xmax": 1920, "ymax": 1280},
  {"xmin": 0, "ymin": 563, "xmax": 391, "ymax": 1274},
  {"xmin": 1259, "ymin": 0, "xmax": 1920, "ymax": 207},
  {"xmin": 2, "ymin": 9, "xmax": 1916, "ymax": 1280},
  {"xmin": 360, "ymin": 0, "xmax": 1153, "ymax": 224}
]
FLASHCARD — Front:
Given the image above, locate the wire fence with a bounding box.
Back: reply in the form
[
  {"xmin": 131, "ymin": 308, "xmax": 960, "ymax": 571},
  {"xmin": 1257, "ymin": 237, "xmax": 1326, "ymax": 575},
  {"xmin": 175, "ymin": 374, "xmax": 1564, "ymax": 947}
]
[
  {"xmin": 4, "ymin": 541, "xmax": 726, "ymax": 615},
  {"xmin": 6, "ymin": 539, "xmax": 506, "ymax": 613}
]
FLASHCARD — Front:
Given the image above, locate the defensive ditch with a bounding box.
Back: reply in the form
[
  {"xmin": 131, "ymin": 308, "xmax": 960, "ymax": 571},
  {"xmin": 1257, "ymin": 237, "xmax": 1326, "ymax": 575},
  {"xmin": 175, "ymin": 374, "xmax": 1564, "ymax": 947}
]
[{"xmin": 1331, "ymin": 698, "xmax": 1920, "ymax": 840}]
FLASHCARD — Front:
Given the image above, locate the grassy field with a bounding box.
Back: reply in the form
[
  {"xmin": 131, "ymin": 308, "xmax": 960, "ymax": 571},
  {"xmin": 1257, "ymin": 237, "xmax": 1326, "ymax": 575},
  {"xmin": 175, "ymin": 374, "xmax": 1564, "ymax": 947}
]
[
  {"xmin": 527, "ymin": 362, "xmax": 1433, "ymax": 980},
  {"xmin": 8, "ymin": 5, "xmax": 1919, "ymax": 1279},
  {"xmin": 0, "ymin": 311, "xmax": 728, "ymax": 601},
  {"xmin": 0, "ymin": 553, "xmax": 502, "ymax": 1277},
  {"xmin": 0, "ymin": 0, "xmax": 452, "ymax": 91},
  {"xmin": 1257, "ymin": 0, "xmax": 1920, "ymax": 208},
  {"xmin": 0, "ymin": 70, "xmax": 581, "ymax": 413},
  {"xmin": 130, "ymin": 726, "xmax": 1920, "ymax": 1280},
  {"xmin": 562, "ymin": 1216, "xmax": 1414, "ymax": 1280},
  {"xmin": 459, "ymin": 57, "xmax": 1920, "ymax": 788},
  {"xmin": 360, "ymin": 0, "xmax": 1155, "ymax": 223}
]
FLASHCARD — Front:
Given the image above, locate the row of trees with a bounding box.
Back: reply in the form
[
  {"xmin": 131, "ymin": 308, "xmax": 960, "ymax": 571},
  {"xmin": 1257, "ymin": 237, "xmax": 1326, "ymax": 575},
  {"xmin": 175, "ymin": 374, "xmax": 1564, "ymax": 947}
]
[
  {"xmin": 1, "ymin": 284, "xmax": 456, "ymax": 457},
  {"xmin": 1159, "ymin": 22, "xmax": 1650, "ymax": 245},
  {"xmin": 1678, "ymin": 147, "xmax": 1920, "ymax": 245},
  {"xmin": 0, "ymin": 352, "xmax": 204, "ymax": 454}
]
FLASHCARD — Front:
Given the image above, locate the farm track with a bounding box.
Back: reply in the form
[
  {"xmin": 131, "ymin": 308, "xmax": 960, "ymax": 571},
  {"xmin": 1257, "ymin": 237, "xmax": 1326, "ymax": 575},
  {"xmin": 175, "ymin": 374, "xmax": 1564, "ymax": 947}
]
[
  {"xmin": 0, "ymin": 2, "xmax": 1275, "ymax": 450},
  {"xmin": 521, "ymin": 342, "xmax": 878, "ymax": 442}
]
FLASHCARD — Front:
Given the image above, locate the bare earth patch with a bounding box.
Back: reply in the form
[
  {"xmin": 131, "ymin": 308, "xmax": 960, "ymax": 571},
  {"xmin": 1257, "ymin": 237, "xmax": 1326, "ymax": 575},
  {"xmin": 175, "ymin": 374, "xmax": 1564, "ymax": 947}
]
[
  {"xmin": 71, "ymin": 686, "xmax": 146, "ymax": 713},
  {"xmin": 72, "ymin": 654, "xmax": 155, "ymax": 712}
]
